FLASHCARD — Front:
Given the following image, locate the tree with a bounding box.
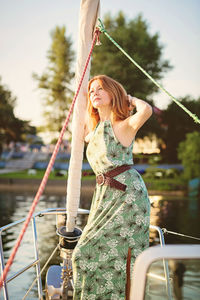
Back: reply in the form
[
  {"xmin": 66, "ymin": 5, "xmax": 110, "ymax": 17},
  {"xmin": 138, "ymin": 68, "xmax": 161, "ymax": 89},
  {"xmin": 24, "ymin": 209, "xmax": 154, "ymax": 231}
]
[
  {"xmin": 91, "ymin": 12, "xmax": 172, "ymax": 139},
  {"xmin": 92, "ymin": 12, "xmax": 172, "ymax": 100},
  {"xmin": 33, "ymin": 26, "xmax": 74, "ymax": 134},
  {"xmin": 0, "ymin": 77, "xmax": 36, "ymax": 153},
  {"xmin": 178, "ymin": 131, "xmax": 200, "ymax": 179},
  {"xmin": 162, "ymin": 96, "xmax": 200, "ymax": 162}
]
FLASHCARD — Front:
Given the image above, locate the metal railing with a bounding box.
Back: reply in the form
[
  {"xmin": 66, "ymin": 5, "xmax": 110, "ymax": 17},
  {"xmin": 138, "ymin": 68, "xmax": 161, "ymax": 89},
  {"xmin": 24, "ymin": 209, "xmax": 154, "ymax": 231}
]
[
  {"xmin": 0, "ymin": 209, "xmax": 168, "ymax": 299},
  {"xmin": 150, "ymin": 225, "xmax": 172, "ymax": 299},
  {"xmin": 0, "ymin": 208, "xmax": 89, "ymax": 300}
]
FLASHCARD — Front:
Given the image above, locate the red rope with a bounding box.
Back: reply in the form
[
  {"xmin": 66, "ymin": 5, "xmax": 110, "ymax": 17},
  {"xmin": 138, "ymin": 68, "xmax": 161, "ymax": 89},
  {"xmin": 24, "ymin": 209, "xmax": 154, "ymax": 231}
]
[{"xmin": 0, "ymin": 28, "xmax": 101, "ymax": 290}]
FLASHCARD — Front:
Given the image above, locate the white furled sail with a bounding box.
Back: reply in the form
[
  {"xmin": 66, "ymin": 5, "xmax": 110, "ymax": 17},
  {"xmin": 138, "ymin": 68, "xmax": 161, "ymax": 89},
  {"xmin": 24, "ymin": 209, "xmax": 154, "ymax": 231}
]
[{"xmin": 66, "ymin": 0, "xmax": 100, "ymax": 231}]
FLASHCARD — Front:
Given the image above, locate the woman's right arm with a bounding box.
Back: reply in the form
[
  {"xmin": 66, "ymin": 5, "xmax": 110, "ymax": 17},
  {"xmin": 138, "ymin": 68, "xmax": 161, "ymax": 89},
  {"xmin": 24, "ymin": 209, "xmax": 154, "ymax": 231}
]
[{"xmin": 127, "ymin": 96, "xmax": 153, "ymax": 134}]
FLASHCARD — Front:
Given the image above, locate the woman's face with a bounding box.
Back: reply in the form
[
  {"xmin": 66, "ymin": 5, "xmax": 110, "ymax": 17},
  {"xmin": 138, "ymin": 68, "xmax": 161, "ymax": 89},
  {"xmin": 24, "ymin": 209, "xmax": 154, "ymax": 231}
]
[{"xmin": 89, "ymin": 80, "xmax": 112, "ymax": 109}]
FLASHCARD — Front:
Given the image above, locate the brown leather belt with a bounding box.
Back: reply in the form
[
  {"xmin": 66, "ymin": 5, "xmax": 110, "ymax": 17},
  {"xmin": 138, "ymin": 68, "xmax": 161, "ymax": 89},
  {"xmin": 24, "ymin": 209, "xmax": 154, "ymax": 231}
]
[{"xmin": 96, "ymin": 164, "xmax": 134, "ymax": 192}]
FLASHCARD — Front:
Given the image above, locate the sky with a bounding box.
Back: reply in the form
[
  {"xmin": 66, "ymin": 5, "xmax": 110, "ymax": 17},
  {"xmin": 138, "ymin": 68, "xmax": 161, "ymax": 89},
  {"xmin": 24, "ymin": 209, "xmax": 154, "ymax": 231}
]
[{"xmin": 0, "ymin": 0, "xmax": 200, "ymax": 129}]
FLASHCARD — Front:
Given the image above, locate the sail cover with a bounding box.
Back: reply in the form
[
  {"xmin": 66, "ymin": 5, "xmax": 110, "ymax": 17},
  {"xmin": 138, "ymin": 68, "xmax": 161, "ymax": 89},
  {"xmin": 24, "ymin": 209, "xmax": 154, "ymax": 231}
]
[{"xmin": 66, "ymin": 0, "xmax": 100, "ymax": 231}]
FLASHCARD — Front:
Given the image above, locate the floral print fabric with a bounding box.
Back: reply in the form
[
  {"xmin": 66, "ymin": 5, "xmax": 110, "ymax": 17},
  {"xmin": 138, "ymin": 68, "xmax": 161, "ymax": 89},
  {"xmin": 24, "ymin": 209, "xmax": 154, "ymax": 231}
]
[{"xmin": 72, "ymin": 120, "xmax": 150, "ymax": 299}]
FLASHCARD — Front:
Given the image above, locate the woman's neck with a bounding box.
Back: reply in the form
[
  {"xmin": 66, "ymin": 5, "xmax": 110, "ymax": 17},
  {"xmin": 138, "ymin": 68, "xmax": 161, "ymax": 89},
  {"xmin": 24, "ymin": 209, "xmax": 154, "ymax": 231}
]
[{"xmin": 98, "ymin": 107, "xmax": 113, "ymax": 122}]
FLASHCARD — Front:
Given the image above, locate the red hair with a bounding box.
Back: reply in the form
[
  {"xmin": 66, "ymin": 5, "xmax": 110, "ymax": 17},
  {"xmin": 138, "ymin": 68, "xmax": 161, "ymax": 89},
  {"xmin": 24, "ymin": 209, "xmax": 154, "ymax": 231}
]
[{"xmin": 87, "ymin": 75, "xmax": 130, "ymax": 131}]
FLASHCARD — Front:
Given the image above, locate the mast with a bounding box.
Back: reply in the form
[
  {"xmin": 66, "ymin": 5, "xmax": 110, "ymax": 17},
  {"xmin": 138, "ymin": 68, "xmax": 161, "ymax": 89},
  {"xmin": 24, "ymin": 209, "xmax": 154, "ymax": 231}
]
[{"xmin": 66, "ymin": 0, "xmax": 100, "ymax": 231}]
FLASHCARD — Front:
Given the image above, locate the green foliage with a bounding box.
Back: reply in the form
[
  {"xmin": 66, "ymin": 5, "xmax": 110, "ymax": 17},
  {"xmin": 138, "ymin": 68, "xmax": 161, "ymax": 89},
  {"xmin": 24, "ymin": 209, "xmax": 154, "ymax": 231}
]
[
  {"xmin": 144, "ymin": 166, "xmax": 187, "ymax": 190},
  {"xmin": 33, "ymin": 26, "xmax": 74, "ymax": 133},
  {"xmin": 92, "ymin": 12, "xmax": 172, "ymax": 99},
  {"xmin": 0, "ymin": 170, "xmax": 63, "ymax": 180},
  {"xmin": 0, "ymin": 78, "xmax": 35, "ymax": 153},
  {"xmin": 144, "ymin": 167, "xmax": 180, "ymax": 179},
  {"xmin": 162, "ymin": 96, "xmax": 200, "ymax": 162},
  {"xmin": 145, "ymin": 178, "xmax": 187, "ymax": 191},
  {"xmin": 0, "ymin": 170, "xmax": 96, "ymax": 181},
  {"xmin": 178, "ymin": 131, "xmax": 200, "ymax": 180},
  {"xmin": 147, "ymin": 155, "xmax": 162, "ymax": 165},
  {"xmin": 0, "ymin": 170, "xmax": 185, "ymax": 190}
]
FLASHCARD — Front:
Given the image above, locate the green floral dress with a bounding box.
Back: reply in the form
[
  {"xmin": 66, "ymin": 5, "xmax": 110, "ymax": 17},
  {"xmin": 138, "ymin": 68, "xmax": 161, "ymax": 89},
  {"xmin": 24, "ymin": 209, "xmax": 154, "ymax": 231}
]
[{"xmin": 72, "ymin": 120, "xmax": 150, "ymax": 300}]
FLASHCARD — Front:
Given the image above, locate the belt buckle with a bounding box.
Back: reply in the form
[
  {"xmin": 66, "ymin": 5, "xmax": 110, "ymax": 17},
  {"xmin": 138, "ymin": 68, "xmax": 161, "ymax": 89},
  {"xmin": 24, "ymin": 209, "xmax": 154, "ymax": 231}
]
[{"xmin": 98, "ymin": 173, "xmax": 105, "ymax": 186}]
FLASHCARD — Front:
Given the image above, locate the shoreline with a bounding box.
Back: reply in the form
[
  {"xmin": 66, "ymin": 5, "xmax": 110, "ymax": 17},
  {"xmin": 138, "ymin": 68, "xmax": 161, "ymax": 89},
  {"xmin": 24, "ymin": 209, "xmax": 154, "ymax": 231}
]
[{"xmin": 0, "ymin": 178, "xmax": 186, "ymax": 196}]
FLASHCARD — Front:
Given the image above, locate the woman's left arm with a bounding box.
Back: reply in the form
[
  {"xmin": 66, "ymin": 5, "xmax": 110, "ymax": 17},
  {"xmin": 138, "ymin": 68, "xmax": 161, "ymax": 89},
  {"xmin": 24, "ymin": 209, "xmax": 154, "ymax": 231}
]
[{"xmin": 127, "ymin": 96, "xmax": 153, "ymax": 133}]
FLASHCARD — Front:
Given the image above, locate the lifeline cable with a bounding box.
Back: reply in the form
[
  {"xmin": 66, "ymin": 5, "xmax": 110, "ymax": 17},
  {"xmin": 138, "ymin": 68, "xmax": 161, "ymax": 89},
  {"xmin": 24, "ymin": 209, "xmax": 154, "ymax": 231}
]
[
  {"xmin": 22, "ymin": 244, "xmax": 59, "ymax": 300},
  {"xmin": 162, "ymin": 228, "xmax": 200, "ymax": 241},
  {"xmin": 0, "ymin": 28, "xmax": 101, "ymax": 290},
  {"xmin": 97, "ymin": 18, "xmax": 200, "ymax": 124}
]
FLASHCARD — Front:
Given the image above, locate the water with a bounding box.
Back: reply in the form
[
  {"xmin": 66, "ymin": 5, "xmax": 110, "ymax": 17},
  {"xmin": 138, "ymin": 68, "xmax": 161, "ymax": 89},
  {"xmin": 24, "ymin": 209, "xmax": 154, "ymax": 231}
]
[{"xmin": 0, "ymin": 190, "xmax": 200, "ymax": 299}]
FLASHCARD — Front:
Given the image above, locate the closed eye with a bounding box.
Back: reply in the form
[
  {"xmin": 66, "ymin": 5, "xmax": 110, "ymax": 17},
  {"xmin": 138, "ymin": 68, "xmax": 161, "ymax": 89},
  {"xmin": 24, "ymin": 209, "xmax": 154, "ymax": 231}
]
[
  {"xmin": 89, "ymin": 86, "xmax": 103, "ymax": 95},
  {"xmin": 89, "ymin": 90, "xmax": 94, "ymax": 94}
]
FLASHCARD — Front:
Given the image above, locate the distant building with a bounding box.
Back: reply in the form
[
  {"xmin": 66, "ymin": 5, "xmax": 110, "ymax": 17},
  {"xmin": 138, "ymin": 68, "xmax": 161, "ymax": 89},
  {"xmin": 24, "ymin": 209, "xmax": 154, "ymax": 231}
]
[{"xmin": 133, "ymin": 135, "xmax": 163, "ymax": 154}]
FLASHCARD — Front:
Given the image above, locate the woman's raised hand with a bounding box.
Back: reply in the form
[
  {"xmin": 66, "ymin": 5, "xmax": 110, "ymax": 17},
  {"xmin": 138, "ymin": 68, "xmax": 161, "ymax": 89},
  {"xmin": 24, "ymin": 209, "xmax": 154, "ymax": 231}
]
[{"xmin": 127, "ymin": 94, "xmax": 136, "ymax": 111}]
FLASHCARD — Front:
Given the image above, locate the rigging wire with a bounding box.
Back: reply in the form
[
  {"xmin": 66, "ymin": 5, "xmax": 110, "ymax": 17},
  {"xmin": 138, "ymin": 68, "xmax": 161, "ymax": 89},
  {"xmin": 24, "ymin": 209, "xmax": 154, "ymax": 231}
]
[{"xmin": 97, "ymin": 18, "xmax": 200, "ymax": 125}]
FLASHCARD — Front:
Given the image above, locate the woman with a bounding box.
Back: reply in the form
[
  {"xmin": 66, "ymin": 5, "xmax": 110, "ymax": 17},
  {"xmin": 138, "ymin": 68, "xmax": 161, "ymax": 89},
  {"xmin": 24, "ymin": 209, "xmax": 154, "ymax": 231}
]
[{"xmin": 72, "ymin": 75, "xmax": 152, "ymax": 300}]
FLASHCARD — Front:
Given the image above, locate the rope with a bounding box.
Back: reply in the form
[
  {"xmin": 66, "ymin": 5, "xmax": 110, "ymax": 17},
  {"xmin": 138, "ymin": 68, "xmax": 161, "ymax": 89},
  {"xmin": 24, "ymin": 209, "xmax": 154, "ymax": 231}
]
[
  {"xmin": 22, "ymin": 244, "xmax": 59, "ymax": 300},
  {"xmin": 97, "ymin": 18, "xmax": 200, "ymax": 124},
  {"xmin": 0, "ymin": 28, "xmax": 101, "ymax": 290},
  {"xmin": 162, "ymin": 228, "xmax": 200, "ymax": 241}
]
